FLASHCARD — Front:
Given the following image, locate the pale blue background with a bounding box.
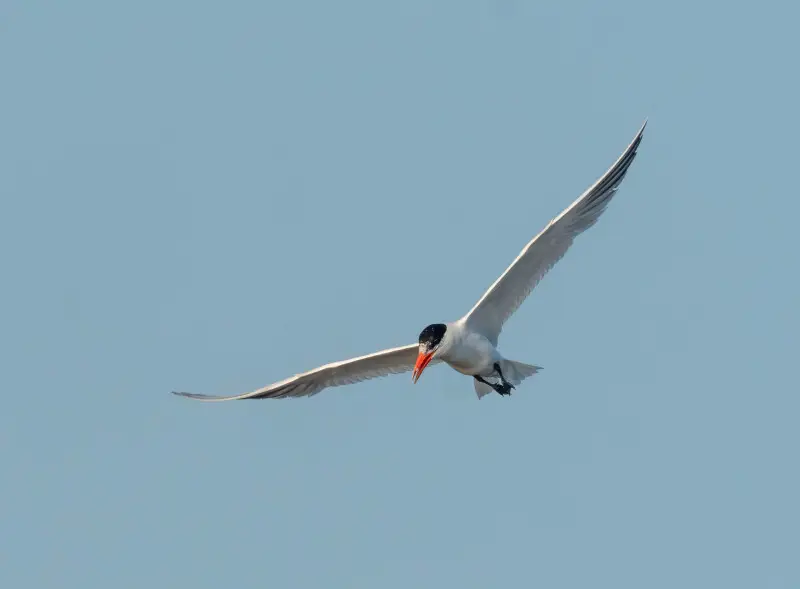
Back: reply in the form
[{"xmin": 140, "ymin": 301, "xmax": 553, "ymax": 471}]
[{"xmin": 2, "ymin": 1, "xmax": 798, "ymax": 587}]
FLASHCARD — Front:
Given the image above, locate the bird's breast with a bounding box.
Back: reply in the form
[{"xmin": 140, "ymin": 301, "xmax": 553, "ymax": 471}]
[{"xmin": 440, "ymin": 330, "xmax": 497, "ymax": 376}]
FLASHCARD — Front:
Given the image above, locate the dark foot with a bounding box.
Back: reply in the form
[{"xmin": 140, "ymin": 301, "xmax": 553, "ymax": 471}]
[
  {"xmin": 495, "ymin": 383, "xmax": 513, "ymax": 396},
  {"xmin": 475, "ymin": 374, "xmax": 514, "ymax": 397},
  {"xmin": 493, "ymin": 363, "xmax": 515, "ymax": 395}
]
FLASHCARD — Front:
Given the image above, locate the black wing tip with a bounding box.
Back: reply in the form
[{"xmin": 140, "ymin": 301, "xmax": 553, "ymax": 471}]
[
  {"xmin": 171, "ymin": 389, "xmax": 272, "ymax": 401},
  {"xmin": 590, "ymin": 119, "xmax": 647, "ymax": 197},
  {"xmin": 632, "ymin": 119, "xmax": 648, "ymax": 148},
  {"xmin": 630, "ymin": 119, "xmax": 647, "ymax": 148},
  {"xmin": 171, "ymin": 390, "xmax": 218, "ymax": 401}
]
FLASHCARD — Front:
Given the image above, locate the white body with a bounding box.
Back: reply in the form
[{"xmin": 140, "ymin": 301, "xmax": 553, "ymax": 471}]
[
  {"xmin": 436, "ymin": 320, "xmax": 500, "ymax": 377},
  {"xmin": 432, "ymin": 320, "xmax": 540, "ymax": 399},
  {"xmin": 174, "ymin": 121, "xmax": 646, "ymax": 401}
]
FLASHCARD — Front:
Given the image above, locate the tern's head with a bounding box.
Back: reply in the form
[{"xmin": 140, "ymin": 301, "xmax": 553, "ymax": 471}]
[{"xmin": 412, "ymin": 323, "xmax": 447, "ymax": 384}]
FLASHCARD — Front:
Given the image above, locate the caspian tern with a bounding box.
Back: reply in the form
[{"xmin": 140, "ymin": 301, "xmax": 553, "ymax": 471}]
[{"xmin": 173, "ymin": 121, "xmax": 646, "ymax": 401}]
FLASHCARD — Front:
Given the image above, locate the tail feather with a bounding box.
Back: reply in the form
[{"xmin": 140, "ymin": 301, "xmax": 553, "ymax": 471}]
[
  {"xmin": 474, "ymin": 360, "xmax": 542, "ymax": 399},
  {"xmin": 502, "ymin": 360, "xmax": 542, "ymax": 386},
  {"xmin": 474, "ymin": 379, "xmax": 495, "ymax": 399}
]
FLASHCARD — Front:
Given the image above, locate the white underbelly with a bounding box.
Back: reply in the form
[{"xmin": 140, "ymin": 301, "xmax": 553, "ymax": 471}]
[{"xmin": 442, "ymin": 331, "xmax": 499, "ymax": 376}]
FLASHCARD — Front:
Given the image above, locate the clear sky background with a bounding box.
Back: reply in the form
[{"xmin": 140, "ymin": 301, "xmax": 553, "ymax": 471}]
[{"xmin": 2, "ymin": 1, "xmax": 798, "ymax": 587}]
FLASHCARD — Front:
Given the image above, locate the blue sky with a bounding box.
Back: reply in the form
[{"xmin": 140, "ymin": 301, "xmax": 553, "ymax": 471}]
[{"xmin": 2, "ymin": 1, "xmax": 799, "ymax": 587}]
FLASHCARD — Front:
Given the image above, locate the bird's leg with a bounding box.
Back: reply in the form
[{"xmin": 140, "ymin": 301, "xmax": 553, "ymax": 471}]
[
  {"xmin": 493, "ymin": 363, "xmax": 515, "ymax": 396},
  {"xmin": 474, "ymin": 374, "xmax": 512, "ymax": 397}
]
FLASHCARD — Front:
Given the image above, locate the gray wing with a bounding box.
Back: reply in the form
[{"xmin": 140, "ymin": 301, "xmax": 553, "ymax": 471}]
[
  {"xmin": 173, "ymin": 343, "xmax": 432, "ymax": 401},
  {"xmin": 462, "ymin": 121, "xmax": 647, "ymax": 344}
]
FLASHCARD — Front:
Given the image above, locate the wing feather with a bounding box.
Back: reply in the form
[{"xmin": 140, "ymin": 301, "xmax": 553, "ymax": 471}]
[
  {"xmin": 173, "ymin": 343, "xmax": 433, "ymax": 401},
  {"xmin": 462, "ymin": 121, "xmax": 647, "ymax": 344}
]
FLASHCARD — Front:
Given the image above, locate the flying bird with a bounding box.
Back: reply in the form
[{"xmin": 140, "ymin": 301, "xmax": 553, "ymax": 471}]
[{"xmin": 173, "ymin": 121, "xmax": 646, "ymax": 401}]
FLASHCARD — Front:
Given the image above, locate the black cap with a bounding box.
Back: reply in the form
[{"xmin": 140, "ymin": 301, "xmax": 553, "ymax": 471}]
[{"xmin": 418, "ymin": 323, "xmax": 447, "ymax": 349}]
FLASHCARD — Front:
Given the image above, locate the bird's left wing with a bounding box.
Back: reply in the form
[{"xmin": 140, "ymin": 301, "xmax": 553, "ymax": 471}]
[
  {"xmin": 462, "ymin": 121, "xmax": 646, "ymax": 344},
  {"xmin": 172, "ymin": 343, "xmax": 431, "ymax": 401}
]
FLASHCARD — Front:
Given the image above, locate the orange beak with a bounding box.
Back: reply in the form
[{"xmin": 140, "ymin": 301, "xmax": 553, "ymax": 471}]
[{"xmin": 412, "ymin": 350, "xmax": 434, "ymax": 384}]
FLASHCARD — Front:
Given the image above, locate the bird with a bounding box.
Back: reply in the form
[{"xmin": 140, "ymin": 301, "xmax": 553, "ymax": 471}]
[{"xmin": 173, "ymin": 121, "xmax": 646, "ymax": 401}]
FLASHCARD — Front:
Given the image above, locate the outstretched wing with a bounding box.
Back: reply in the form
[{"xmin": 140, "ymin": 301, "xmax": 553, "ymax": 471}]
[
  {"xmin": 173, "ymin": 343, "xmax": 434, "ymax": 401},
  {"xmin": 462, "ymin": 121, "xmax": 646, "ymax": 344}
]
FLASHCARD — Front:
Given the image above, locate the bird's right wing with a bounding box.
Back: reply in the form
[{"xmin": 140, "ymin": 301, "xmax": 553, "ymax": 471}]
[
  {"xmin": 462, "ymin": 122, "xmax": 646, "ymax": 344},
  {"xmin": 172, "ymin": 343, "xmax": 436, "ymax": 401}
]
